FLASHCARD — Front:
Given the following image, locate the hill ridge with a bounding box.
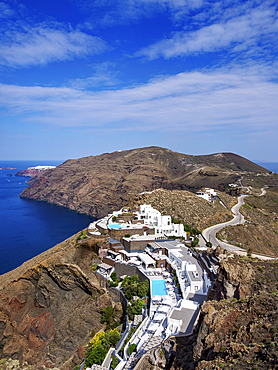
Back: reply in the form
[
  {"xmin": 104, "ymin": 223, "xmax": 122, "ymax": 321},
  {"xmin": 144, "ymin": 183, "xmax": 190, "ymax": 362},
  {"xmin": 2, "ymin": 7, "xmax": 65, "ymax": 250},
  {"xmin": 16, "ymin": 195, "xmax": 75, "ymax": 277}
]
[{"xmin": 20, "ymin": 146, "xmax": 270, "ymax": 219}]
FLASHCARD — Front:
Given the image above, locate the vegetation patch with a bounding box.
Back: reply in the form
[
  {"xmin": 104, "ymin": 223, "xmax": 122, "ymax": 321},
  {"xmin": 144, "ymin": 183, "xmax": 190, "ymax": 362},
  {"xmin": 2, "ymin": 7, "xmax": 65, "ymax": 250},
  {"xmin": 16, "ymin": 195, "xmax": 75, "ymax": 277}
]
[{"xmin": 85, "ymin": 329, "xmax": 121, "ymax": 368}]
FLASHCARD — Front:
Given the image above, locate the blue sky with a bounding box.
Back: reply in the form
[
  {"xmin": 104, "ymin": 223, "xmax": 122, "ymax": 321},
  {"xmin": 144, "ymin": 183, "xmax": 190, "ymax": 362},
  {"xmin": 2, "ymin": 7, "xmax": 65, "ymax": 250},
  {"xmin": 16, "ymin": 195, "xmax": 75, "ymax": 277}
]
[{"xmin": 0, "ymin": 0, "xmax": 277, "ymax": 162}]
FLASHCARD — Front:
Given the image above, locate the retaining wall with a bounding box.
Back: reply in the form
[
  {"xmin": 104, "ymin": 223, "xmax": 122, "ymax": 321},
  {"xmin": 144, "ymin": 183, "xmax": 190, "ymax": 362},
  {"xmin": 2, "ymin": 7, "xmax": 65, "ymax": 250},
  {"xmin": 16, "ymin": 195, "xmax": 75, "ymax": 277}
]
[{"xmin": 114, "ymin": 263, "xmax": 148, "ymax": 282}]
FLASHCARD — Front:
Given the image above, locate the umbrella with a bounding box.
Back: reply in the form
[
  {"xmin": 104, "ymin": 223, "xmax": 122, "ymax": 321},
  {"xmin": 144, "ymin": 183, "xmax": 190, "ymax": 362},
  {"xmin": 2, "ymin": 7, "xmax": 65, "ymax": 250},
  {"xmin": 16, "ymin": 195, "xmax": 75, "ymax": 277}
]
[
  {"xmin": 153, "ymin": 313, "xmax": 165, "ymax": 322},
  {"xmin": 152, "ymin": 296, "xmax": 162, "ymax": 303},
  {"xmin": 161, "ymin": 296, "xmax": 172, "ymax": 306},
  {"xmin": 148, "ymin": 322, "xmax": 159, "ymax": 332},
  {"xmin": 157, "ymin": 305, "xmax": 170, "ymax": 313}
]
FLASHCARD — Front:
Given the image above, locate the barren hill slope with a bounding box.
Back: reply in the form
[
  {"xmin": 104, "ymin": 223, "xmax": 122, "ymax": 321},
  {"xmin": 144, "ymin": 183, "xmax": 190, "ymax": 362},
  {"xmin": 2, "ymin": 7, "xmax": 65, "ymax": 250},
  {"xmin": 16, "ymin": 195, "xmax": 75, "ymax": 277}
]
[{"xmin": 20, "ymin": 147, "xmax": 270, "ymax": 219}]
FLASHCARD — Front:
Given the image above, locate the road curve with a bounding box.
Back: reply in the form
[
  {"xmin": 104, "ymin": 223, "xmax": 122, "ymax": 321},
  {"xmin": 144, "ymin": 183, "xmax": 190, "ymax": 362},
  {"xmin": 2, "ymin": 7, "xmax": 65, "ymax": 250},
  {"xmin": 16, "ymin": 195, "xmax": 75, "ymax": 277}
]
[{"xmin": 202, "ymin": 195, "xmax": 248, "ymax": 254}]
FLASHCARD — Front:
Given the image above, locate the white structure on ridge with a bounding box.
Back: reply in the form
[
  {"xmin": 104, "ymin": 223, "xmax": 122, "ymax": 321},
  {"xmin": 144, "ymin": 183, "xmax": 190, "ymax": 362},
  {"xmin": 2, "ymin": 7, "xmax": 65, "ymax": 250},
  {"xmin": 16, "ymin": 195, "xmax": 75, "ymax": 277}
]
[
  {"xmin": 196, "ymin": 188, "xmax": 217, "ymax": 202},
  {"xmin": 136, "ymin": 204, "xmax": 187, "ymax": 238},
  {"xmin": 27, "ymin": 165, "xmax": 56, "ymax": 170}
]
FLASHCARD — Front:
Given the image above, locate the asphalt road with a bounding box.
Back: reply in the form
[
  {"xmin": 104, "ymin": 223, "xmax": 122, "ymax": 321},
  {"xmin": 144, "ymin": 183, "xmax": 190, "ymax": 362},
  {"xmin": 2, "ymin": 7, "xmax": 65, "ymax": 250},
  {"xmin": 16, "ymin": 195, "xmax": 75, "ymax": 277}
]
[{"xmin": 201, "ymin": 194, "xmax": 248, "ymax": 254}]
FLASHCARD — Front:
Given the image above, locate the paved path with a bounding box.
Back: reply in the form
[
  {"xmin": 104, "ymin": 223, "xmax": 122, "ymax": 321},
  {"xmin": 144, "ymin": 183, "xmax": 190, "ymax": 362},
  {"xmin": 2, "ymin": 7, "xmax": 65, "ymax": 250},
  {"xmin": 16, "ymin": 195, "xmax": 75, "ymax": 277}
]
[{"xmin": 259, "ymin": 185, "xmax": 268, "ymax": 197}]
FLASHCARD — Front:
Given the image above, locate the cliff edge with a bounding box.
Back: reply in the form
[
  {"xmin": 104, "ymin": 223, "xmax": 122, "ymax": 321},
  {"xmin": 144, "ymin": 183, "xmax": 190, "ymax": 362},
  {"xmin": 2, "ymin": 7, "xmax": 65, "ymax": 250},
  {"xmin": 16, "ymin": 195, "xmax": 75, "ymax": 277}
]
[{"xmin": 0, "ymin": 234, "xmax": 124, "ymax": 369}]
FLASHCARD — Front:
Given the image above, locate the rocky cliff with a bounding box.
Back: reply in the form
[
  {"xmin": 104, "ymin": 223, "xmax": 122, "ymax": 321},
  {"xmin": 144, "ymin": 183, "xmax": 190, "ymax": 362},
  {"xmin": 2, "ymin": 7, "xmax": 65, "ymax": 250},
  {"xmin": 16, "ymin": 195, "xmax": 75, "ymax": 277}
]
[
  {"xmin": 0, "ymin": 234, "xmax": 124, "ymax": 369},
  {"xmin": 145, "ymin": 254, "xmax": 278, "ymax": 370},
  {"xmin": 20, "ymin": 147, "xmax": 270, "ymax": 219}
]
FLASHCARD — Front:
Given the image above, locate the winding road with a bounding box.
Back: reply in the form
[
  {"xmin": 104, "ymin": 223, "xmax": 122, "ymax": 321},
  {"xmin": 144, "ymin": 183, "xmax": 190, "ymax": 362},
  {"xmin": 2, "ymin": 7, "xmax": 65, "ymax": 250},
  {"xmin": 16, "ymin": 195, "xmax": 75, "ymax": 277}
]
[
  {"xmin": 202, "ymin": 194, "xmax": 248, "ymax": 254},
  {"xmin": 201, "ymin": 188, "xmax": 275, "ymax": 260}
]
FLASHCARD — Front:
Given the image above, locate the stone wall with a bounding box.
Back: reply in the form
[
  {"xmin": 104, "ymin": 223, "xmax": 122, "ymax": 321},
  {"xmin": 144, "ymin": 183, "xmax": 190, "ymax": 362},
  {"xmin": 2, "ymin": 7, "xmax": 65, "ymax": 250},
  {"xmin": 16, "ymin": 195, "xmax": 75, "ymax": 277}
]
[
  {"xmin": 109, "ymin": 226, "xmax": 155, "ymax": 240},
  {"xmin": 114, "ymin": 263, "xmax": 148, "ymax": 282},
  {"xmin": 122, "ymin": 238, "xmax": 156, "ymax": 253},
  {"xmin": 103, "ymin": 256, "xmax": 116, "ymax": 267}
]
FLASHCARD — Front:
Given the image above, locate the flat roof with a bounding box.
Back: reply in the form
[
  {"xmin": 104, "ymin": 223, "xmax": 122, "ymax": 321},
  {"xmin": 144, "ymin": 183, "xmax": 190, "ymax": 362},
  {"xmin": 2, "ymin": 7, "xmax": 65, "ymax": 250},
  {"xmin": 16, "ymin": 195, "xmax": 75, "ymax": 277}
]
[
  {"xmin": 152, "ymin": 240, "xmax": 184, "ymax": 250},
  {"xmin": 98, "ymin": 263, "xmax": 113, "ymax": 271},
  {"xmin": 138, "ymin": 254, "xmax": 156, "ymax": 265},
  {"xmin": 188, "ymin": 293, "xmax": 207, "ymax": 305},
  {"xmin": 108, "ymin": 238, "xmax": 121, "ymax": 244},
  {"xmin": 107, "ymin": 250, "xmax": 120, "ymax": 256},
  {"xmin": 170, "ymin": 307, "xmax": 200, "ymax": 334},
  {"xmin": 123, "ymin": 234, "xmax": 157, "ymax": 242},
  {"xmin": 112, "ymin": 245, "xmax": 124, "ymax": 250}
]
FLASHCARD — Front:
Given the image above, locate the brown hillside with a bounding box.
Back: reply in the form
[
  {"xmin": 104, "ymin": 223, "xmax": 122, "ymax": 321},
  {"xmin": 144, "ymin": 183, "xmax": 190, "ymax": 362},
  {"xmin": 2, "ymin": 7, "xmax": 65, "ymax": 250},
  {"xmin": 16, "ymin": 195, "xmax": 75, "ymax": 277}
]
[{"xmin": 20, "ymin": 147, "xmax": 270, "ymax": 219}]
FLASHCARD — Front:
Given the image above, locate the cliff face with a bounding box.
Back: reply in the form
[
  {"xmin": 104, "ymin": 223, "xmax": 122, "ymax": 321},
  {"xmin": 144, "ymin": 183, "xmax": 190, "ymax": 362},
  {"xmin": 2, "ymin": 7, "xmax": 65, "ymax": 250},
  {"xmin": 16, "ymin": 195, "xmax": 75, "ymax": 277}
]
[
  {"xmin": 192, "ymin": 257, "xmax": 278, "ymax": 369},
  {"xmin": 154, "ymin": 256, "xmax": 278, "ymax": 370},
  {"xmin": 15, "ymin": 169, "xmax": 42, "ymax": 177},
  {"xmin": 0, "ymin": 234, "xmax": 124, "ymax": 369},
  {"xmin": 19, "ymin": 147, "xmax": 270, "ymax": 219}
]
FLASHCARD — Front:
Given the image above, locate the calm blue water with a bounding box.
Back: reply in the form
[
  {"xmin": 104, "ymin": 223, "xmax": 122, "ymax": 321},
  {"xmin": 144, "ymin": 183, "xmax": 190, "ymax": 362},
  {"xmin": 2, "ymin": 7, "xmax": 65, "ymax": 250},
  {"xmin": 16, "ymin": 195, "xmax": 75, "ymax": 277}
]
[
  {"xmin": 256, "ymin": 162, "xmax": 278, "ymax": 174},
  {"xmin": 0, "ymin": 161, "xmax": 96, "ymax": 275}
]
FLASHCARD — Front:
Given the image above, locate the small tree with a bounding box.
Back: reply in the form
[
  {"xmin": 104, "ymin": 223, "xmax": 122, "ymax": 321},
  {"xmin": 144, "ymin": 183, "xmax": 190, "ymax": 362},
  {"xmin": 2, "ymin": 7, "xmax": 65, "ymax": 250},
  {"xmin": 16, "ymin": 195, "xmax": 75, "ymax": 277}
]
[
  {"xmin": 206, "ymin": 242, "xmax": 213, "ymax": 248},
  {"xmin": 191, "ymin": 237, "xmax": 199, "ymax": 248},
  {"xmin": 110, "ymin": 271, "xmax": 117, "ymax": 281},
  {"xmin": 129, "ymin": 344, "xmax": 137, "ymax": 355}
]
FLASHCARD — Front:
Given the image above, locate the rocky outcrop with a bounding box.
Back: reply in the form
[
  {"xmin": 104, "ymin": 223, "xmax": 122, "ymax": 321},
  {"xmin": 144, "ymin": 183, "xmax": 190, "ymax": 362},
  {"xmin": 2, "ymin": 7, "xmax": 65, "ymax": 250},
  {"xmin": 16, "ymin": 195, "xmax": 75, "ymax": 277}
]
[
  {"xmin": 15, "ymin": 169, "xmax": 43, "ymax": 177},
  {"xmin": 192, "ymin": 257, "xmax": 278, "ymax": 369},
  {"xmin": 0, "ymin": 233, "xmax": 124, "ymax": 369},
  {"xmin": 19, "ymin": 147, "xmax": 270, "ymax": 219},
  {"xmin": 144, "ymin": 257, "xmax": 278, "ymax": 370}
]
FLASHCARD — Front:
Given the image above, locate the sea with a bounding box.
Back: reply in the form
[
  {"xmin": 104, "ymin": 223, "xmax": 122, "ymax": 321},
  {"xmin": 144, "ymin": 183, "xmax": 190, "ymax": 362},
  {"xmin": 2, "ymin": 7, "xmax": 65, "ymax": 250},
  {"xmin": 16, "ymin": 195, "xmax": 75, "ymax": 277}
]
[
  {"xmin": 0, "ymin": 160, "xmax": 96, "ymax": 275},
  {"xmin": 0, "ymin": 160, "xmax": 277, "ymax": 276}
]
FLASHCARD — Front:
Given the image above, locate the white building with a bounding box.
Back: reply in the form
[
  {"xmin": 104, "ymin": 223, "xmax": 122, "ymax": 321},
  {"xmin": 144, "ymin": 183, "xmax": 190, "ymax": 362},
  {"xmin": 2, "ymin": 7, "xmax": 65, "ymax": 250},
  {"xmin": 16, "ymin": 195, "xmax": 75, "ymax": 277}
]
[
  {"xmin": 147, "ymin": 240, "xmax": 210, "ymax": 297},
  {"xmin": 135, "ymin": 204, "xmax": 188, "ymax": 239},
  {"xmin": 196, "ymin": 188, "xmax": 217, "ymax": 202}
]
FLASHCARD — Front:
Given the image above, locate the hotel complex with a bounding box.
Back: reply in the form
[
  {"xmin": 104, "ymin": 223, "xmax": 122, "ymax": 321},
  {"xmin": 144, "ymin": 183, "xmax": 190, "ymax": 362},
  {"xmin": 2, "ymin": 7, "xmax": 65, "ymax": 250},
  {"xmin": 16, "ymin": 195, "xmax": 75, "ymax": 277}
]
[{"xmin": 87, "ymin": 204, "xmax": 218, "ymax": 370}]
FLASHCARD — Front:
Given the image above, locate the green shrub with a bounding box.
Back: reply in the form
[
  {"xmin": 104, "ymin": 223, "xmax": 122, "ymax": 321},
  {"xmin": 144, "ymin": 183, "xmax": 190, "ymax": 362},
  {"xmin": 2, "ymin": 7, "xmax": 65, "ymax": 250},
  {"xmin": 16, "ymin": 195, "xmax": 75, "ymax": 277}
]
[
  {"xmin": 111, "ymin": 355, "xmax": 119, "ymax": 369},
  {"xmin": 101, "ymin": 306, "xmax": 114, "ymax": 326},
  {"xmin": 121, "ymin": 274, "xmax": 149, "ymax": 301},
  {"xmin": 108, "ymin": 280, "xmax": 119, "ymax": 288},
  {"xmin": 129, "ymin": 343, "xmax": 137, "ymax": 355},
  {"xmin": 85, "ymin": 329, "xmax": 121, "ymax": 368},
  {"xmin": 127, "ymin": 299, "xmax": 144, "ymax": 320},
  {"xmin": 92, "ymin": 263, "xmax": 99, "ymax": 271},
  {"xmin": 191, "ymin": 237, "xmax": 199, "ymax": 248},
  {"xmin": 111, "ymin": 271, "xmax": 117, "ymax": 281}
]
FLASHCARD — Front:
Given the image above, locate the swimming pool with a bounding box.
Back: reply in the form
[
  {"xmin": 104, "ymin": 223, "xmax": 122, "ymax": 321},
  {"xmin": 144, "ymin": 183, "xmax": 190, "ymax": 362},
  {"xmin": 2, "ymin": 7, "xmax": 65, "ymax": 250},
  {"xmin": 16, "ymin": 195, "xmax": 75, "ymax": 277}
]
[
  {"xmin": 109, "ymin": 224, "xmax": 122, "ymax": 229},
  {"xmin": 152, "ymin": 280, "xmax": 168, "ymax": 296}
]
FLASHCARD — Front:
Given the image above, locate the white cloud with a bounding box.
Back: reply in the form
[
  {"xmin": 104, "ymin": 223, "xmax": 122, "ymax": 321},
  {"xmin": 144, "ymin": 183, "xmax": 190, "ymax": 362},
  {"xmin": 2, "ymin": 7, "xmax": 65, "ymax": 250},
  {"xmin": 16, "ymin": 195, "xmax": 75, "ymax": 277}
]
[
  {"xmin": 69, "ymin": 62, "xmax": 119, "ymax": 89},
  {"xmin": 0, "ymin": 2, "xmax": 14, "ymax": 18},
  {"xmin": 0, "ymin": 22, "xmax": 107, "ymax": 67},
  {"xmin": 136, "ymin": 1, "xmax": 278, "ymax": 59},
  {"xmin": 77, "ymin": 0, "xmax": 204, "ymax": 28},
  {"xmin": 0, "ymin": 67, "xmax": 277, "ymax": 140}
]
